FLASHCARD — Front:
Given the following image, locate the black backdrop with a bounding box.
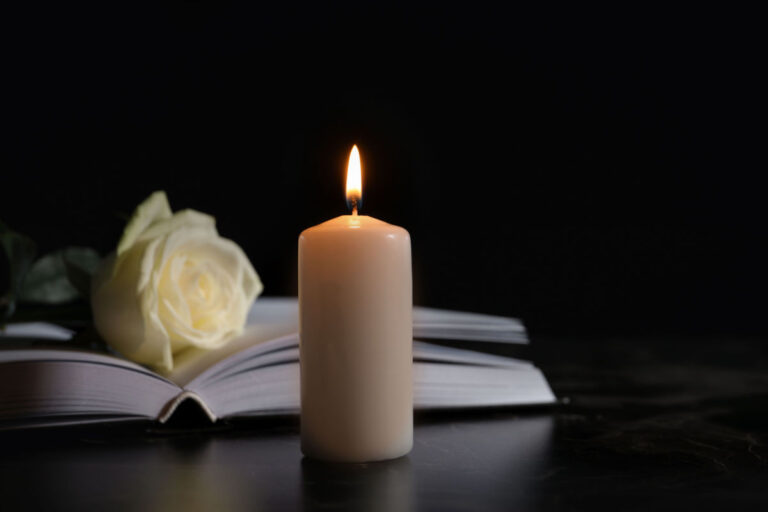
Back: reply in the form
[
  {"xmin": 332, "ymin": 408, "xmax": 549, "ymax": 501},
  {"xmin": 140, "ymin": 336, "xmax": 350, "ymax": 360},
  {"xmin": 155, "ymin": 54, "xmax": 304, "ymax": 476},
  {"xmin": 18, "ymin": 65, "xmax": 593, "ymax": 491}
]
[{"xmin": 2, "ymin": 3, "xmax": 763, "ymax": 337}]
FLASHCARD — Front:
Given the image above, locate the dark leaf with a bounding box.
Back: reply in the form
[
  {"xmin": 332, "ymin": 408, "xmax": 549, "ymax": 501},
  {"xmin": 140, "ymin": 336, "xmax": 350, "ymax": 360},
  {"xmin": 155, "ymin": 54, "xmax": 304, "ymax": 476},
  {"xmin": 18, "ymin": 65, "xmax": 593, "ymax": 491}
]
[
  {"xmin": 0, "ymin": 221, "xmax": 38, "ymax": 322},
  {"xmin": 62, "ymin": 247, "xmax": 101, "ymax": 300},
  {"xmin": 19, "ymin": 247, "xmax": 101, "ymax": 304},
  {"xmin": 18, "ymin": 251, "xmax": 78, "ymax": 303}
]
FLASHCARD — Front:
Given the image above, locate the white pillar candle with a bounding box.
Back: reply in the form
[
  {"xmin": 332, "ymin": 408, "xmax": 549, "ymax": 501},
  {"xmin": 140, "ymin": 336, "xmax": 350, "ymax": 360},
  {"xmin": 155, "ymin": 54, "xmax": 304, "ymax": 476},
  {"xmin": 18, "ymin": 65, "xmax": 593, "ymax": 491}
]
[{"xmin": 299, "ymin": 145, "xmax": 413, "ymax": 462}]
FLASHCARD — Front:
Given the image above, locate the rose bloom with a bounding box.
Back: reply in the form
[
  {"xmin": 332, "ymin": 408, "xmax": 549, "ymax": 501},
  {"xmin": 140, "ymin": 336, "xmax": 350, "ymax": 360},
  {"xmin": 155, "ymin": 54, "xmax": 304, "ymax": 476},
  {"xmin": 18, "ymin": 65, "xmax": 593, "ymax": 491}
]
[{"xmin": 92, "ymin": 191, "xmax": 262, "ymax": 372}]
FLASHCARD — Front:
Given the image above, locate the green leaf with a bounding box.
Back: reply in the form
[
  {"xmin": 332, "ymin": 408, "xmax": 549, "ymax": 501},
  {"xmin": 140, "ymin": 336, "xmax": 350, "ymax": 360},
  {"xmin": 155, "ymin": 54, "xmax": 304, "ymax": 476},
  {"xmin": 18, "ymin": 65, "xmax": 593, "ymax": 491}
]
[
  {"xmin": 18, "ymin": 247, "xmax": 99, "ymax": 304},
  {"xmin": 0, "ymin": 221, "xmax": 38, "ymax": 322},
  {"xmin": 62, "ymin": 247, "xmax": 101, "ymax": 299},
  {"xmin": 18, "ymin": 251, "xmax": 77, "ymax": 303}
]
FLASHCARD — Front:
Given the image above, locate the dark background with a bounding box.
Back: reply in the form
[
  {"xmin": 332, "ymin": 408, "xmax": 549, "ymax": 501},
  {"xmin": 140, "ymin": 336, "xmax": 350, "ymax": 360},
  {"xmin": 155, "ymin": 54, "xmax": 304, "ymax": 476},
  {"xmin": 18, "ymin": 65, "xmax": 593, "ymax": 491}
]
[{"xmin": 2, "ymin": 3, "xmax": 763, "ymax": 338}]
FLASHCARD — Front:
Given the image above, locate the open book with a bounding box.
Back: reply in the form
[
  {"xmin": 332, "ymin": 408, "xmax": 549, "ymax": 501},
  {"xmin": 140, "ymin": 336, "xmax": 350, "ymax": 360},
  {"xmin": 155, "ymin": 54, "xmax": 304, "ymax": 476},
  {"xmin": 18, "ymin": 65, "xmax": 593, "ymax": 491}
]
[{"xmin": 0, "ymin": 298, "xmax": 555, "ymax": 429}]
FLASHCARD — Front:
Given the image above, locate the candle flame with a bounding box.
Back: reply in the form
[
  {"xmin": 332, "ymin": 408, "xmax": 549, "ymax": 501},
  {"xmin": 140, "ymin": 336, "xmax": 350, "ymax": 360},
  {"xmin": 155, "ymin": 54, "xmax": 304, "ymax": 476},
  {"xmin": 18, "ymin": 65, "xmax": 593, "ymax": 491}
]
[{"xmin": 346, "ymin": 145, "xmax": 362, "ymax": 215}]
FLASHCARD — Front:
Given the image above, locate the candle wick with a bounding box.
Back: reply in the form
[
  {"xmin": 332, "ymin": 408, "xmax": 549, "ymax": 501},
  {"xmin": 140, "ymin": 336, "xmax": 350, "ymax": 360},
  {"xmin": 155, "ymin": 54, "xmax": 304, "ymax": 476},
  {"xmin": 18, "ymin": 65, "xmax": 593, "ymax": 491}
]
[{"xmin": 347, "ymin": 196, "xmax": 361, "ymax": 216}]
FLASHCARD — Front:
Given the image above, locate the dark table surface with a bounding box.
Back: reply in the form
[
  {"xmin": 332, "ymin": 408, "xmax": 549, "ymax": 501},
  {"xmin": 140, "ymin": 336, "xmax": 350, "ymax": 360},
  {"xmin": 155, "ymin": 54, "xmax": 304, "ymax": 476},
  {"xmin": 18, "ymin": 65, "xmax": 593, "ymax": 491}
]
[{"xmin": 2, "ymin": 337, "xmax": 767, "ymax": 511}]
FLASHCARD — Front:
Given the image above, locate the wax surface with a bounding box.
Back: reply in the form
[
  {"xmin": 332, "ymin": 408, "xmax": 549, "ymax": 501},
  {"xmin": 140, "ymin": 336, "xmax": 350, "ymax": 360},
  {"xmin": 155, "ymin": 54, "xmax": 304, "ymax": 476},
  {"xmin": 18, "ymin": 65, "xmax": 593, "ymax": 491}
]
[{"xmin": 299, "ymin": 215, "xmax": 413, "ymax": 462}]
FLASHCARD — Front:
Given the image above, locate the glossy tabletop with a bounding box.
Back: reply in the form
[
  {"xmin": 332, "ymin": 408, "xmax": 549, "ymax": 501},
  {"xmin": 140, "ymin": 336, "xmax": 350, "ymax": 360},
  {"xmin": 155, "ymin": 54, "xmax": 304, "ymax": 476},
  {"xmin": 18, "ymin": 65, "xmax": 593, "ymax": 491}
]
[{"xmin": 2, "ymin": 337, "xmax": 766, "ymax": 511}]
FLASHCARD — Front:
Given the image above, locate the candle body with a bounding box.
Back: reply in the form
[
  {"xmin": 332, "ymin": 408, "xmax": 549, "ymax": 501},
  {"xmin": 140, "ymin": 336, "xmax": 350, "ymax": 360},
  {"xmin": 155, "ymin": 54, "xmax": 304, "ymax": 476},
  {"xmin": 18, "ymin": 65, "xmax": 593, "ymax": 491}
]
[{"xmin": 299, "ymin": 215, "xmax": 413, "ymax": 462}]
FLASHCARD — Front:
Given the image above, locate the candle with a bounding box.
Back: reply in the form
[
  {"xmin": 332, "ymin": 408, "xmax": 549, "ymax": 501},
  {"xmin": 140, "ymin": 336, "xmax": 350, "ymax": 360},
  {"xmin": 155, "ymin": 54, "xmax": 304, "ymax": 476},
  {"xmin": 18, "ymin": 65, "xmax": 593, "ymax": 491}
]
[{"xmin": 299, "ymin": 145, "xmax": 413, "ymax": 462}]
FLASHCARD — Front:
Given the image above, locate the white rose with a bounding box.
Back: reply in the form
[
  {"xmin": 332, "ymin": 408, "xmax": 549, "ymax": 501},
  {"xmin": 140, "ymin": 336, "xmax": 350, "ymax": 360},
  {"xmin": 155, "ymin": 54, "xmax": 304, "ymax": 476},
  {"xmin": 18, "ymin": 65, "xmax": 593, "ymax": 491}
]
[{"xmin": 91, "ymin": 191, "xmax": 263, "ymax": 373}]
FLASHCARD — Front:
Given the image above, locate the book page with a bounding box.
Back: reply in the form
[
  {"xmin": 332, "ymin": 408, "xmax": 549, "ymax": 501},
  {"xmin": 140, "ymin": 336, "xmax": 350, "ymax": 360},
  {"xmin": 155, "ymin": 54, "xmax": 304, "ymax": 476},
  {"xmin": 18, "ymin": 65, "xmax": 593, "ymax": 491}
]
[
  {"xmin": 171, "ymin": 298, "xmax": 530, "ymax": 387},
  {"xmin": 169, "ymin": 324, "xmax": 298, "ymax": 387}
]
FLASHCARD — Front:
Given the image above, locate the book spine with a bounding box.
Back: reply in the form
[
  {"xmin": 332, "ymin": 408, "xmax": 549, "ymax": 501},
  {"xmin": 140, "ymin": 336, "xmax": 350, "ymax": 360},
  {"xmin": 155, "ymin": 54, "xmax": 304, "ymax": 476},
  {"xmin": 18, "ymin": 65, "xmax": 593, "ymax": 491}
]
[{"xmin": 158, "ymin": 390, "xmax": 217, "ymax": 424}]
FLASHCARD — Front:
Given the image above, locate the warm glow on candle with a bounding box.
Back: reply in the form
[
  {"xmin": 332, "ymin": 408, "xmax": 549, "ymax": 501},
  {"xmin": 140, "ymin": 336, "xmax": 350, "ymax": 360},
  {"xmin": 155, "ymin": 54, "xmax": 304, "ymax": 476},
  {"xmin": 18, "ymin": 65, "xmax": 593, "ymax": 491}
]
[{"xmin": 346, "ymin": 145, "xmax": 362, "ymax": 215}]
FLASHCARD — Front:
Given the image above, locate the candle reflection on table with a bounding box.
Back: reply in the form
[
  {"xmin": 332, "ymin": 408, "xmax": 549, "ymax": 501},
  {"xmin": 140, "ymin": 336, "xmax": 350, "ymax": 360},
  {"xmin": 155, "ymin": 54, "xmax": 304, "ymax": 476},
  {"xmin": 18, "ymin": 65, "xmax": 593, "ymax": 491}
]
[
  {"xmin": 301, "ymin": 456, "xmax": 413, "ymax": 512},
  {"xmin": 0, "ymin": 413, "xmax": 553, "ymax": 511}
]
